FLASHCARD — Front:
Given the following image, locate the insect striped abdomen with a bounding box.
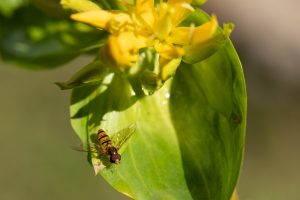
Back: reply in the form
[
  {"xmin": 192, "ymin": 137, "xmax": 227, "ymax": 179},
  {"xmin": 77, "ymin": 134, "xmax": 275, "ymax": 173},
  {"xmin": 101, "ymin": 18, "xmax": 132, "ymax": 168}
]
[{"xmin": 97, "ymin": 129, "xmax": 112, "ymax": 152}]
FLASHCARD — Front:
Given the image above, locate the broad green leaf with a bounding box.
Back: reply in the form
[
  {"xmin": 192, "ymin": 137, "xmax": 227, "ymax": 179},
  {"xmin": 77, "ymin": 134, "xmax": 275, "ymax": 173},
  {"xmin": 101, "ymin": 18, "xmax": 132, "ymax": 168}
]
[
  {"xmin": 70, "ymin": 9, "xmax": 246, "ymax": 200},
  {"xmin": 0, "ymin": 4, "xmax": 106, "ymax": 69},
  {"xmin": 170, "ymin": 46, "xmax": 246, "ymax": 199}
]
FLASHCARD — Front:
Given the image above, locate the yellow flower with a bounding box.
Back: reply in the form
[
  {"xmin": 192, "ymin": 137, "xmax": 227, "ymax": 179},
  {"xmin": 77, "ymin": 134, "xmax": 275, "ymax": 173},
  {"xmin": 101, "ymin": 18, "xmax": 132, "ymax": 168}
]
[{"xmin": 70, "ymin": 0, "xmax": 218, "ymax": 68}]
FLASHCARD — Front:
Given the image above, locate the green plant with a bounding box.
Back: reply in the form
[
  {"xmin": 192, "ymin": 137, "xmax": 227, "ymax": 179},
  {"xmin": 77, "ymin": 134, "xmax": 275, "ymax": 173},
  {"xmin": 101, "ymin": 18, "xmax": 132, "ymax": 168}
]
[{"xmin": 0, "ymin": 0, "xmax": 246, "ymax": 199}]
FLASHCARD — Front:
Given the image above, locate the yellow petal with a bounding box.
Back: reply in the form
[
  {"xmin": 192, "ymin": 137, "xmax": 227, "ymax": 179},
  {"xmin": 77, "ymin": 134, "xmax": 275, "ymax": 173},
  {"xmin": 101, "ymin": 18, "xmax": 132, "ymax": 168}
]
[
  {"xmin": 190, "ymin": 15, "xmax": 218, "ymax": 45},
  {"xmin": 168, "ymin": 0, "xmax": 194, "ymax": 26},
  {"xmin": 71, "ymin": 10, "xmax": 115, "ymax": 29},
  {"xmin": 108, "ymin": 32, "xmax": 147, "ymax": 67},
  {"xmin": 171, "ymin": 15, "xmax": 218, "ymax": 46},
  {"xmin": 155, "ymin": 42, "xmax": 184, "ymax": 59},
  {"xmin": 154, "ymin": 3, "xmax": 173, "ymax": 39},
  {"xmin": 170, "ymin": 26, "xmax": 193, "ymax": 45},
  {"xmin": 106, "ymin": 13, "xmax": 133, "ymax": 33},
  {"xmin": 160, "ymin": 57, "xmax": 182, "ymax": 81},
  {"xmin": 135, "ymin": 0, "xmax": 155, "ymax": 27},
  {"xmin": 183, "ymin": 21, "xmax": 231, "ymax": 64}
]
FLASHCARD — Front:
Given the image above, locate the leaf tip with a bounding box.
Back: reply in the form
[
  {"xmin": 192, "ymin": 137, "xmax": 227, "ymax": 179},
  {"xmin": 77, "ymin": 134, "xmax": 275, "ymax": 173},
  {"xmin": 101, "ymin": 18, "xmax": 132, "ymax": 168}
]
[{"xmin": 55, "ymin": 82, "xmax": 72, "ymax": 90}]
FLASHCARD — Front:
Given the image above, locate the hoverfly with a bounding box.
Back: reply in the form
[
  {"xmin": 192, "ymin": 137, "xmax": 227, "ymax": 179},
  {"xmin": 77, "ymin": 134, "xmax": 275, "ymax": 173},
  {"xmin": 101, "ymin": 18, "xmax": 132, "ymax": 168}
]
[{"xmin": 74, "ymin": 124, "xmax": 136, "ymax": 166}]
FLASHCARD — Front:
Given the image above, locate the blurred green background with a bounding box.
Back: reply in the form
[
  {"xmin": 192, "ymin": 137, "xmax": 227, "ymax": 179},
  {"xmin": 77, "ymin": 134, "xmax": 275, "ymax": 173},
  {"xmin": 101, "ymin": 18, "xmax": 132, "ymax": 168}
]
[
  {"xmin": 204, "ymin": 0, "xmax": 300, "ymax": 199},
  {"xmin": 0, "ymin": 57, "xmax": 128, "ymax": 200},
  {"xmin": 1, "ymin": 0, "xmax": 300, "ymax": 200}
]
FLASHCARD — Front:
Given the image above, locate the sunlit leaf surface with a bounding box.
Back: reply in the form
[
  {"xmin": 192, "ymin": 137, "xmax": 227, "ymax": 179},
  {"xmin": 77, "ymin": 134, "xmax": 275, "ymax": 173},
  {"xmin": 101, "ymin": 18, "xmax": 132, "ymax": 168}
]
[{"xmin": 70, "ymin": 10, "xmax": 246, "ymax": 200}]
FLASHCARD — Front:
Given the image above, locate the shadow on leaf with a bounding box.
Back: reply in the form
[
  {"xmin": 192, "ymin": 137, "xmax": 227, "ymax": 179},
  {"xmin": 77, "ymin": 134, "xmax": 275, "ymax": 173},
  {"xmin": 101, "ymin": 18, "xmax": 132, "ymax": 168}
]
[
  {"xmin": 170, "ymin": 44, "xmax": 246, "ymax": 200},
  {"xmin": 71, "ymin": 73, "xmax": 137, "ymax": 128}
]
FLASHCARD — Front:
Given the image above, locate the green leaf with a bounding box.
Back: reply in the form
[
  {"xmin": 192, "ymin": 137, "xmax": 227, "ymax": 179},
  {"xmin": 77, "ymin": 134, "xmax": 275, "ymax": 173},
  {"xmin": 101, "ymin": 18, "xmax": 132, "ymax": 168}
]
[
  {"xmin": 56, "ymin": 60, "xmax": 110, "ymax": 90},
  {"xmin": 170, "ymin": 46, "xmax": 246, "ymax": 199},
  {"xmin": 70, "ymin": 9, "xmax": 246, "ymax": 200},
  {"xmin": 0, "ymin": 4, "xmax": 106, "ymax": 69}
]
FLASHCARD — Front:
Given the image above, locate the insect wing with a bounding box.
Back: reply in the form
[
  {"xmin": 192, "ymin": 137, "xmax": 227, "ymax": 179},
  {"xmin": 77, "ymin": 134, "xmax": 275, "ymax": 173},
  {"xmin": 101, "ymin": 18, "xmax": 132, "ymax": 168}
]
[
  {"xmin": 111, "ymin": 124, "xmax": 136, "ymax": 150},
  {"xmin": 72, "ymin": 143, "xmax": 101, "ymax": 154}
]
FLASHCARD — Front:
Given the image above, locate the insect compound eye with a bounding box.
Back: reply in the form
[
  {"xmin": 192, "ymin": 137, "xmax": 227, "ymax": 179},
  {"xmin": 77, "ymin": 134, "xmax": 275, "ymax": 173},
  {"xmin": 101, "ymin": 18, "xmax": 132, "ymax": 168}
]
[{"xmin": 110, "ymin": 153, "xmax": 121, "ymax": 164}]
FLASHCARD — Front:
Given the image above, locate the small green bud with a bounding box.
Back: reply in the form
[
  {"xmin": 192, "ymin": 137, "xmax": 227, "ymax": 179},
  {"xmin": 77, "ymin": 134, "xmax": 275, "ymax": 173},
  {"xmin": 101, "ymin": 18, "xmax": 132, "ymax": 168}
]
[
  {"xmin": 60, "ymin": 0, "xmax": 101, "ymax": 12},
  {"xmin": 141, "ymin": 70, "xmax": 160, "ymax": 95},
  {"xmin": 192, "ymin": 0, "xmax": 207, "ymax": 6}
]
